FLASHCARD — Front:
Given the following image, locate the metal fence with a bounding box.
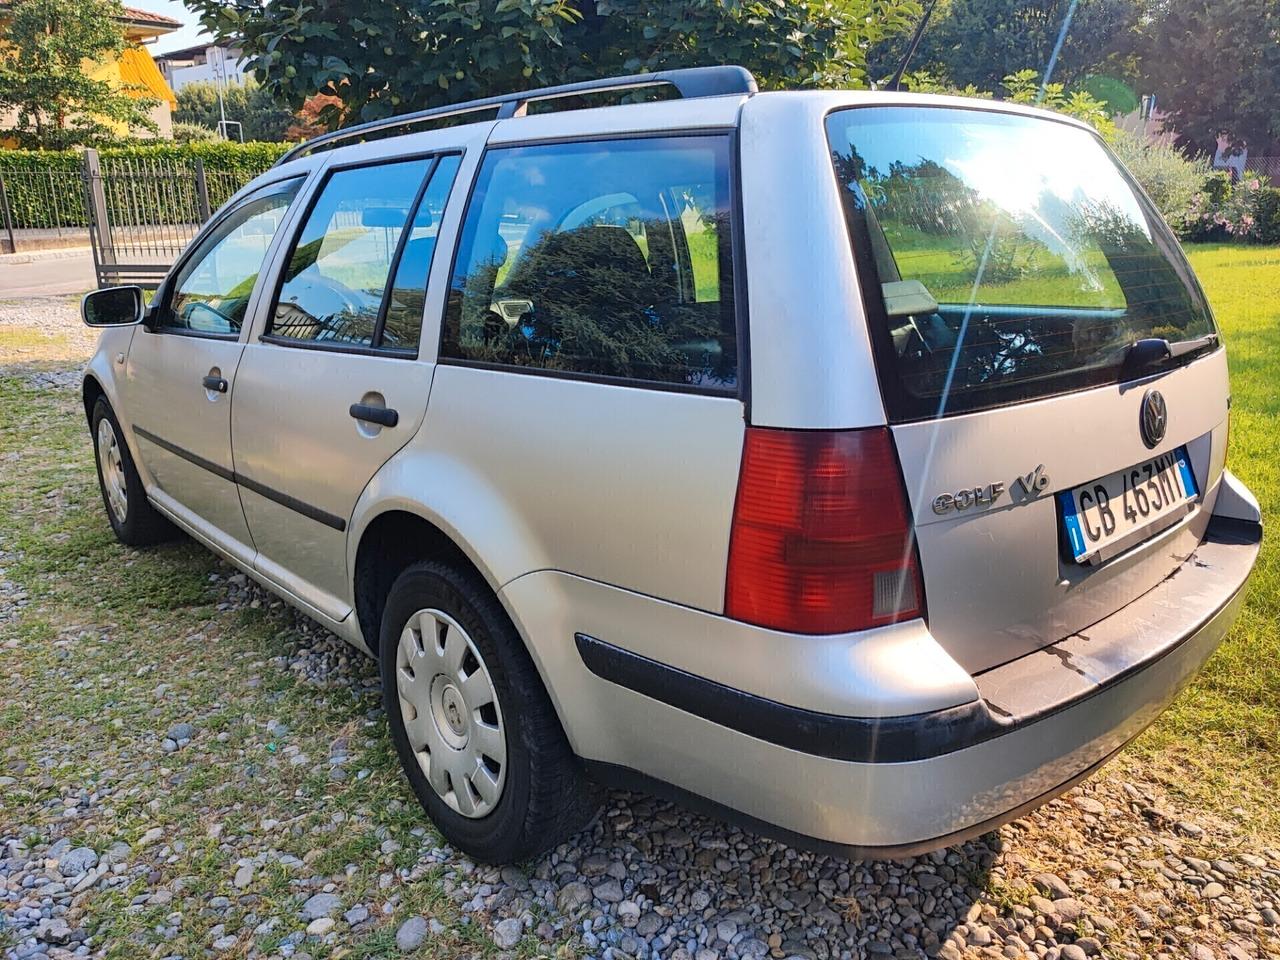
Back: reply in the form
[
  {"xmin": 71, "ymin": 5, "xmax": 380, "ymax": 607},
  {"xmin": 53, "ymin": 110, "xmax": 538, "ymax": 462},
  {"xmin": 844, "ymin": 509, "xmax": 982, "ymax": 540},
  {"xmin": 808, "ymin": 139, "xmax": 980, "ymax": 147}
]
[
  {"xmin": 0, "ymin": 167, "xmax": 88, "ymax": 231},
  {"xmin": 1245, "ymin": 156, "xmax": 1280, "ymax": 187},
  {"xmin": 0, "ymin": 150, "xmax": 272, "ymax": 286},
  {"xmin": 84, "ymin": 149, "xmax": 268, "ymax": 287}
]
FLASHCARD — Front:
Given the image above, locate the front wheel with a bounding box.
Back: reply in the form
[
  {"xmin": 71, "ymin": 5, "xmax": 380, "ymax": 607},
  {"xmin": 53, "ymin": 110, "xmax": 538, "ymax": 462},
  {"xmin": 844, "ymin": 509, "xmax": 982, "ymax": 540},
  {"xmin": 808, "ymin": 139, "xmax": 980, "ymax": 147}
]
[
  {"xmin": 379, "ymin": 560, "xmax": 597, "ymax": 862},
  {"xmin": 91, "ymin": 398, "xmax": 175, "ymax": 546}
]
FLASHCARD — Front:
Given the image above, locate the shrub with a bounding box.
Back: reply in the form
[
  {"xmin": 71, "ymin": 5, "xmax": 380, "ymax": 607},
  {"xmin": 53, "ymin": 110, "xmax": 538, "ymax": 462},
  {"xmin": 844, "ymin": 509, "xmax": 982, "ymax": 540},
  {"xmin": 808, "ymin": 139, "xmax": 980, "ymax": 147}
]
[
  {"xmin": 172, "ymin": 122, "xmax": 220, "ymax": 144},
  {"xmin": 0, "ymin": 141, "xmax": 290, "ymax": 229},
  {"xmin": 1253, "ymin": 186, "xmax": 1280, "ymax": 244},
  {"xmin": 1110, "ymin": 131, "xmax": 1212, "ymax": 239}
]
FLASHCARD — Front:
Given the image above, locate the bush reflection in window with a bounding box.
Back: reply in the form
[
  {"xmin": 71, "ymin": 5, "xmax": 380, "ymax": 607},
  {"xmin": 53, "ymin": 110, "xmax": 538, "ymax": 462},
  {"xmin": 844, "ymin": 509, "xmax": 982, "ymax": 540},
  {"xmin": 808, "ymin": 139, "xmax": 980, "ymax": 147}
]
[{"xmin": 443, "ymin": 137, "xmax": 737, "ymax": 391}]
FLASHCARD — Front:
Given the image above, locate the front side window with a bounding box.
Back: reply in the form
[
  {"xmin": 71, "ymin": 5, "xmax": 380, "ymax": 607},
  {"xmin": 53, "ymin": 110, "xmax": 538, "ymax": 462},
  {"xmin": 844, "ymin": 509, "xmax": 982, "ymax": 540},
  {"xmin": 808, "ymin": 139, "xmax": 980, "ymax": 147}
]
[
  {"xmin": 269, "ymin": 157, "xmax": 444, "ymax": 349},
  {"xmin": 827, "ymin": 107, "xmax": 1217, "ymax": 419},
  {"xmin": 442, "ymin": 136, "xmax": 737, "ymax": 391},
  {"xmin": 164, "ymin": 177, "xmax": 302, "ymax": 336}
]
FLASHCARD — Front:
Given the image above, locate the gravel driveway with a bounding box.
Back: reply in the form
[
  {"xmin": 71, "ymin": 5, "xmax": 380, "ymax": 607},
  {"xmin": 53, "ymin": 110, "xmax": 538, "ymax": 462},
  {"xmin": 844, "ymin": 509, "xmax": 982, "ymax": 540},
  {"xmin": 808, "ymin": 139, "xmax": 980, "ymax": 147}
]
[{"xmin": 2, "ymin": 298, "xmax": 1278, "ymax": 960}]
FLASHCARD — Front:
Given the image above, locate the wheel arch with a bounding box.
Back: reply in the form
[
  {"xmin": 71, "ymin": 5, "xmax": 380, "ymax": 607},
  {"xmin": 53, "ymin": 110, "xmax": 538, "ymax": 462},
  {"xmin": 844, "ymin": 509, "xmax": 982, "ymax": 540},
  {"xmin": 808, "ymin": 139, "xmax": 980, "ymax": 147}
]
[
  {"xmin": 82, "ymin": 373, "xmax": 106, "ymax": 425},
  {"xmin": 352, "ymin": 508, "xmax": 495, "ymax": 658},
  {"xmin": 348, "ymin": 448, "xmax": 551, "ymax": 656}
]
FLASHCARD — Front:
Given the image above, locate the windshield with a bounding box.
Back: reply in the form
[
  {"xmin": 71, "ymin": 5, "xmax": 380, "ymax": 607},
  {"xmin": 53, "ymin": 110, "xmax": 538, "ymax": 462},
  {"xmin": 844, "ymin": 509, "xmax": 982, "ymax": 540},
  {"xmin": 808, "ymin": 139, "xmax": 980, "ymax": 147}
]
[{"xmin": 826, "ymin": 106, "xmax": 1217, "ymax": 420}]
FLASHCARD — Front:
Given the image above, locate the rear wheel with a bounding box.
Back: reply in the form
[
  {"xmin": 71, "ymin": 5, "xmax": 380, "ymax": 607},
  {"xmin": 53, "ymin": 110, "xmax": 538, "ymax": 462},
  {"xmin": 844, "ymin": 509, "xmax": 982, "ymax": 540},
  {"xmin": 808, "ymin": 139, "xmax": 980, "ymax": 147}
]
[
  {"xmin": 379, "ymin": 560, "xmax": 596, "ymax": 862},
  {"xmin": 91, "ymin": 398, "xmax": 174, "ymax": 546}
]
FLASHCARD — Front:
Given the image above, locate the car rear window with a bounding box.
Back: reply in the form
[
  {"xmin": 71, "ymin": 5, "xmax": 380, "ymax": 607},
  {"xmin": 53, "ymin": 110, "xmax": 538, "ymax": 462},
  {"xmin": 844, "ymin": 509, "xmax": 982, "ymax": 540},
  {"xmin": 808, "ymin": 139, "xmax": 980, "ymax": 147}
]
[{"xmin": 826, "ymin": 106, "xmax": 1218, "ymax": 421}]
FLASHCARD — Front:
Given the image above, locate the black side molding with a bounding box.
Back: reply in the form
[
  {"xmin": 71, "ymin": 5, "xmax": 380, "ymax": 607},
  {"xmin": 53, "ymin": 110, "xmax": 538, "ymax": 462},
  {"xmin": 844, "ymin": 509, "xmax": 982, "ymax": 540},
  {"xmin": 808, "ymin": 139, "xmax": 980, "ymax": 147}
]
[
  {"xmin": 131, "ymin": 425, "xmax": 347, "ymax": 532},
  {"xmin": 236, "ymin": 473, "xmax": 347, "ymax": 532},
  {"xmin": 573, "ymin": 632, "xmax": 998, "ymax": 764},
  {"xmin": 133, "ymin": 425, "xmax": 233, "ymax": 482}
]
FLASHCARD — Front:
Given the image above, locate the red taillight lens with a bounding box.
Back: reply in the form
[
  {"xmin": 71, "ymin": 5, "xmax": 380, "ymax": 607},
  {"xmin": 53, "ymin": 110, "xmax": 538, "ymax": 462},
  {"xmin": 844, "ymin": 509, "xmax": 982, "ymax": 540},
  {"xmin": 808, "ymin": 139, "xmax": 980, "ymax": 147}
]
[{"xmin": 725, "ymin": 426, "xmax": 924, "ymax": 634}]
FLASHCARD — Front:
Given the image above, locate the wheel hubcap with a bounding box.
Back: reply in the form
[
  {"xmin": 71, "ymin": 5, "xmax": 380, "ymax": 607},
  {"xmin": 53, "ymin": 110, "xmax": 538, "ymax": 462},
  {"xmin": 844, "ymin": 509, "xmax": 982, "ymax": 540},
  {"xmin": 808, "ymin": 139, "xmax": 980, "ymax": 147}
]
[
  {"xmin": 396, "ymin": 608, "xmax": 506, "ymax": 819},
  {"xmin": 96, "ymin": 419, "xmax": 128, "ymax": 524}
]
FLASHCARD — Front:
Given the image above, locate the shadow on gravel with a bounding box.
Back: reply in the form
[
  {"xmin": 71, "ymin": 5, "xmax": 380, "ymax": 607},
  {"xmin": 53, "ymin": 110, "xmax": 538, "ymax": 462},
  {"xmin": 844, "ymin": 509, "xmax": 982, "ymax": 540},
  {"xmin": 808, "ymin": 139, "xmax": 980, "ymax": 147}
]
[{"xmin": 544, "ymin": 788, "xmax": 992, "ymax": 960}]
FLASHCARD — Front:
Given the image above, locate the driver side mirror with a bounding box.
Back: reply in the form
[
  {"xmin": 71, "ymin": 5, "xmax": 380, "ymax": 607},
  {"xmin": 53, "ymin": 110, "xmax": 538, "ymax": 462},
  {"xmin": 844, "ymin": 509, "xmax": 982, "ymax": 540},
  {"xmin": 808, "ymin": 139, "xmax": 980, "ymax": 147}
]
[{"xmin": 82, "ymin": 286, "xmax": 144, "ymax": 328}]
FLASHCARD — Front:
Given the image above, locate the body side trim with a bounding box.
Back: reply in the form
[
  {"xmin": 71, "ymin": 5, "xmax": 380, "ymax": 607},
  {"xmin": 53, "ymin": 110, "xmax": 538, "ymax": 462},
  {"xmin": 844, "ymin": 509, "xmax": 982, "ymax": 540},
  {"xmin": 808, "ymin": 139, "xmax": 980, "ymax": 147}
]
[
  {"xmin": 133, "ymin": 424, "xmax": 234, "ymax": 481},
  {"xmin": 132, "ymin": 424, "xmax": 347, "ymax": 532}
]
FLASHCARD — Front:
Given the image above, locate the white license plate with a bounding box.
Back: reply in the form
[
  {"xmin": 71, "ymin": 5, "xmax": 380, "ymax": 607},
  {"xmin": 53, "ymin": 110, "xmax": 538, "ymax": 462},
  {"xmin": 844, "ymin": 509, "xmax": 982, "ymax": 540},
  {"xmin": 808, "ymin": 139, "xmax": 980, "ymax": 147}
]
[{"xmin": 1059, "ymin": 446, "xmax": 1199, "ymax": 563}]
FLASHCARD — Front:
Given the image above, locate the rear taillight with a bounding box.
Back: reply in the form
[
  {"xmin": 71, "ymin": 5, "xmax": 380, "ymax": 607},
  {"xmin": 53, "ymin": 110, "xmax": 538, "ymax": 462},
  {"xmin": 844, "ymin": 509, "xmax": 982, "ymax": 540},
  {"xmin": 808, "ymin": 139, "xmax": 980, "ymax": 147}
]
[{"xmin": 725, "ymin": 426, "xmax": 924, "ymax": 635}]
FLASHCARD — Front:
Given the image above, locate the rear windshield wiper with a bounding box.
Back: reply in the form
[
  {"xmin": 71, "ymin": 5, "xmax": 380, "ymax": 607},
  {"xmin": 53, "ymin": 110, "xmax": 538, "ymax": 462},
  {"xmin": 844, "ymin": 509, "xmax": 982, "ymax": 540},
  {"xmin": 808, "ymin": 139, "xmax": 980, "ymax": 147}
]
[{"xmin": 1123, "ymin": 334, "xmax": 1219, "ymax": 375}]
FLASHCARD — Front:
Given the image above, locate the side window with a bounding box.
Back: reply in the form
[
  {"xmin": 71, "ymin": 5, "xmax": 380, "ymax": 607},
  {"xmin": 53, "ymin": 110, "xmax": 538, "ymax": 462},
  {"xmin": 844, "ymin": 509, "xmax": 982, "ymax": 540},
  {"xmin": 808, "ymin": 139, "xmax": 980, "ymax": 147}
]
[
  {"xmin": 381, "ymin": 154, "xmax": 462, "ymax": 351},
  {"xmin": 442, "ymin": 136, "xmax": 737, "ymax": 391},
  {"xmin": 164, "ymin": 178, "xmax": 302, "ymax": 336},
  {"xmin": 268, "ymin": 158, "xmax": 432, "ymax": 349}
]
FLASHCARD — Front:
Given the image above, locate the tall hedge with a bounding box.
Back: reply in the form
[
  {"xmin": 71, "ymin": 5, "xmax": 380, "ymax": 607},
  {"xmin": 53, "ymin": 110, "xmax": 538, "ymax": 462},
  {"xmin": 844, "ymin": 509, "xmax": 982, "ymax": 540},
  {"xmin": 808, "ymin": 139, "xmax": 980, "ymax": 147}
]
[{"xmin": 0, "ymin": 141, "xmax": 291, "ymax": 230}]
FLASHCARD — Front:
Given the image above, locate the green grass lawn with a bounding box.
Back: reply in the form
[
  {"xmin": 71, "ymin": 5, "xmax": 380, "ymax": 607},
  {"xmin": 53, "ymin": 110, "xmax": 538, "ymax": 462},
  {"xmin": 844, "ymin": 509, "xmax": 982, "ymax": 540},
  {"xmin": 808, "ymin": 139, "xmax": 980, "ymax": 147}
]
[
  {"xmin": 1125, "ymin": 242, "xmax": 1280, "ymax": 833},
  {"xmin": 883, "ymin": 221, "xmax": 1128, "ymax": 307}
]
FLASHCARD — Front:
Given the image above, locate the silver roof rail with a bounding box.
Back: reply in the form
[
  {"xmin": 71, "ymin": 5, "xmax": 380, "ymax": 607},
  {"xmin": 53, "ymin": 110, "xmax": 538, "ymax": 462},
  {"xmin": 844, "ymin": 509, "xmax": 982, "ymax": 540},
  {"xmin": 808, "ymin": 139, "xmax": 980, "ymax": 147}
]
[{"xmin": 273, "ymin": 65, "xmax": 758, "ymax": 167}]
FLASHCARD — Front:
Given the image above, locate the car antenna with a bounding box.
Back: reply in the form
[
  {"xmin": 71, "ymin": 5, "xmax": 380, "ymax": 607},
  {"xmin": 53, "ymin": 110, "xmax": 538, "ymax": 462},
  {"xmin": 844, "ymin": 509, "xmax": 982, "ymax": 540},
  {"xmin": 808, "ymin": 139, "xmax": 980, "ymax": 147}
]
[{"xmin": 888, "ymin": 0, "xmax": 941, "ymax": 92}]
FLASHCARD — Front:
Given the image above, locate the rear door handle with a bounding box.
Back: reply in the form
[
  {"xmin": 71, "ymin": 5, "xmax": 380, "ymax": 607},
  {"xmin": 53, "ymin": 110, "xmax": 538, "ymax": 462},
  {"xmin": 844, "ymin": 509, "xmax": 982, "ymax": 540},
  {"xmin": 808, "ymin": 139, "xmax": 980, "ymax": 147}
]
[
  {"xmin": 202, "ymin": 375, "xmax": 228, "ymax": 393},
  {"xmin": 349, "ymin": 403, "xmax": 399, "ymax": 428}
]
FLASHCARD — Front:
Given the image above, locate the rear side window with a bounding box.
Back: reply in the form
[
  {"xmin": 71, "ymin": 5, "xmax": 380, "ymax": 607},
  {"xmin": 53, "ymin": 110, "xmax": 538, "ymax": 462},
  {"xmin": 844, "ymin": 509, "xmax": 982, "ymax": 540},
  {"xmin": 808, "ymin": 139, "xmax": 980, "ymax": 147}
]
[
  {"xmin": 442, "ymin": 136, "xmax": 738, "ymax": 392},
  {"xmin": 827, "ymin": 107, "xmax": 1217, "ymax": 420}
]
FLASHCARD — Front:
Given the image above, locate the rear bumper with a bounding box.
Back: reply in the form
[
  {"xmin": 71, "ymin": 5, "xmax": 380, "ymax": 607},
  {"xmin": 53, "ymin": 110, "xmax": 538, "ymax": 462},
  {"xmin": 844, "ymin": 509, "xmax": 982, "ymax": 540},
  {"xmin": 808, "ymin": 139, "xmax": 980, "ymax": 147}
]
[{"xmin": 541, "ymin": 514, "xmax": 1260, "ymax": 853}]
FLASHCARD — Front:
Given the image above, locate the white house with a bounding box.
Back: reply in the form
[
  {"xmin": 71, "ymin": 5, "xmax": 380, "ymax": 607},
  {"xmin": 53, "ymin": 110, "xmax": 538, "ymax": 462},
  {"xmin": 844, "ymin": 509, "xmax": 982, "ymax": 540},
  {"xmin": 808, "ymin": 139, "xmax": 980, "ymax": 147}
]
[{"xmin": 155, "ymin": 42, "xmax": 247, "ymax": 93}]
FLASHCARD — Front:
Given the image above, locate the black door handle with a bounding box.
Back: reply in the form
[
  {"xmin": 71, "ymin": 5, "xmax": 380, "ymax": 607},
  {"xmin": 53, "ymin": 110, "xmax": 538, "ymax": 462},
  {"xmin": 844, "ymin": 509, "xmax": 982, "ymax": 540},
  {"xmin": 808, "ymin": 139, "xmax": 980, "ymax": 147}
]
[
  {"xmin": 202, "ymin": 375, "xmax": 228, "ymax": 393},
  {"xmin": 349, "ymin": 403, "xmax": 399, "ymax": 428}
]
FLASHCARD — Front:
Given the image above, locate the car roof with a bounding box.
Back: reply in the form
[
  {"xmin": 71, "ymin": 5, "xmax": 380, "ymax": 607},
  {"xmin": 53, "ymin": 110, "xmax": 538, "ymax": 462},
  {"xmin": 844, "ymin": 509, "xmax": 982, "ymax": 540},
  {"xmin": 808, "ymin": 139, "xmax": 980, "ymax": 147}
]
[
  {"xmin": 266, "ymin": 61, "xmax": 1097, "ymax": 172},
  {"xmin": 248, "ymin": 81, "xmax": 1098, "ymax": 207}
]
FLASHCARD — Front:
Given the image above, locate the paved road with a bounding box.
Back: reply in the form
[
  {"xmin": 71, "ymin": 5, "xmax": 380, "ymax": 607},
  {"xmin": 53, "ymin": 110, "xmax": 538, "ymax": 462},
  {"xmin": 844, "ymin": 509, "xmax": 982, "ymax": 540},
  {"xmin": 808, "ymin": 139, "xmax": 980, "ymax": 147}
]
[{"xmin": 0, "ymin": 250, "xmax": 96, "ymax": 299}]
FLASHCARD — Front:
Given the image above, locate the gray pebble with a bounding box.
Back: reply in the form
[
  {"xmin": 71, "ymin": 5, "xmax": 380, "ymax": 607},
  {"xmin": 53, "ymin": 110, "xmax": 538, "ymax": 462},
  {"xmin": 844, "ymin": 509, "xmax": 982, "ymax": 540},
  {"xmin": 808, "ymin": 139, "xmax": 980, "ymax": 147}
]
[
  {"xmin": 57, "ymin": 847, "xmax": 97, "ymax": 877},
  {"xmin": 396, "ymin": 915, "xmax": 429, "ymax": 952},
  {"xmin": 299, "ymin": 893, "xmax": 342, "ymax": 921},
  {"xmin": 594, "ymin": 879, "xmax": 624, "ymax": 903},
  {"xmin": 493, "ymin": 917, "xmax": 523, "ymax": 948}
]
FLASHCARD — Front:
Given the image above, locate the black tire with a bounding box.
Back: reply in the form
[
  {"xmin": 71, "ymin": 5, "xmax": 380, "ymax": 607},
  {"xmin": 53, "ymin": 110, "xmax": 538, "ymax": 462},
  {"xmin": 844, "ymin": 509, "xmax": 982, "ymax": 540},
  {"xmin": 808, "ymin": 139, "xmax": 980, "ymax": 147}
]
[
  {"xmin": 379, "ymin": 560, "xmax": 597, "ymax": 863},
  {"xmin": 90, "ymin": 397, "xmax": 175, "ymax": 546}
]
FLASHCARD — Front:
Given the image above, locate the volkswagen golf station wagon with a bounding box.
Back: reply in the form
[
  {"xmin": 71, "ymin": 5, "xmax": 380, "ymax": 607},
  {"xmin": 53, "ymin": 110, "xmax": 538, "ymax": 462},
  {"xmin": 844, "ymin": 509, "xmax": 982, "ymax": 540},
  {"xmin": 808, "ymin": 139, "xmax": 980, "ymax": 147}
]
[{"xmin": 80, "ymin": 66, "xmax": 1262, "ymax": 863}]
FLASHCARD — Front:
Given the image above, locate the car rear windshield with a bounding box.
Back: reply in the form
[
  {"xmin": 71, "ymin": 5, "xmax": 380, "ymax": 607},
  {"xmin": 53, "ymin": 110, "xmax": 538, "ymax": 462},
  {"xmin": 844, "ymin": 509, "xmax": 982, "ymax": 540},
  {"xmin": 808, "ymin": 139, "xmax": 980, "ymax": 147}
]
[{"xmin": 826, "ymin": 106, "xmax": 1218, "ymax": 421}]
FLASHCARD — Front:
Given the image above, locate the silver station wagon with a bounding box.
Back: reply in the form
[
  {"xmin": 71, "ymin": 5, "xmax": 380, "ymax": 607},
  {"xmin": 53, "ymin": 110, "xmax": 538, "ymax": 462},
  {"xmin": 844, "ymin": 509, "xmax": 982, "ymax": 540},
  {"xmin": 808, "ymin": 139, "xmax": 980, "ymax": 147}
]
[{"xmin": 80, "ymin": 66, "xmax": 1262, "ymax": 863}]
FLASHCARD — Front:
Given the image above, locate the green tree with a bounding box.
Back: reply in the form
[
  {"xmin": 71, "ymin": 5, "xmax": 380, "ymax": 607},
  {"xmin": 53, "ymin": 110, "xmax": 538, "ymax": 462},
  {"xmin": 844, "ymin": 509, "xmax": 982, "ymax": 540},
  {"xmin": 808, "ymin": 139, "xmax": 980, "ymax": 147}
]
[
  {"xmin": 1132, "ymin": 0, "xmax": 1280, "ymax": 155},
  {"xmin": 1001, "ymin": 68, "xmax": 1117, "ymax": 139},
  {"xmin": 0, "ymin": 0, "xmax": 158, "ymax": 148},
  {"xmin": 175, "ymin": 78, "xmax": 296, "ymax": 142},
  {"xmin": 184, "ymin": 0, "xmax": 921, "ymax": 130},
  {"xmin": 870, "ymin": 0, "xmax": 1137, "ymax": 91},
  {"xmin": 898, "ymin": 69, "xmax": 1117, "ymax": 138}
]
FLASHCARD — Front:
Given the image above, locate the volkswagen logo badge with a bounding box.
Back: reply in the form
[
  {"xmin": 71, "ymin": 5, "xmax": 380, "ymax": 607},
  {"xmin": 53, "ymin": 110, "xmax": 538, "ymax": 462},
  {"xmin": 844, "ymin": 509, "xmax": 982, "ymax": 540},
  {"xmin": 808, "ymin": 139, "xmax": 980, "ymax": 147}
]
[{"xmin": 1140, "ymin": 388, "xmax": 1167, "ymax": 448}]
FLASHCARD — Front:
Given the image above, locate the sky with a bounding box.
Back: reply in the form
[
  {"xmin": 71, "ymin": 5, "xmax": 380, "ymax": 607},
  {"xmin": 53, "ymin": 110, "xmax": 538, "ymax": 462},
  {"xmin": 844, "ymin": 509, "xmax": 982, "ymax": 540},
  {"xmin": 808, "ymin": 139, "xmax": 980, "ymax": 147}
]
[{"xmin": 134, "ymin": 0, "xmax": 211, "ymax": 54}]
